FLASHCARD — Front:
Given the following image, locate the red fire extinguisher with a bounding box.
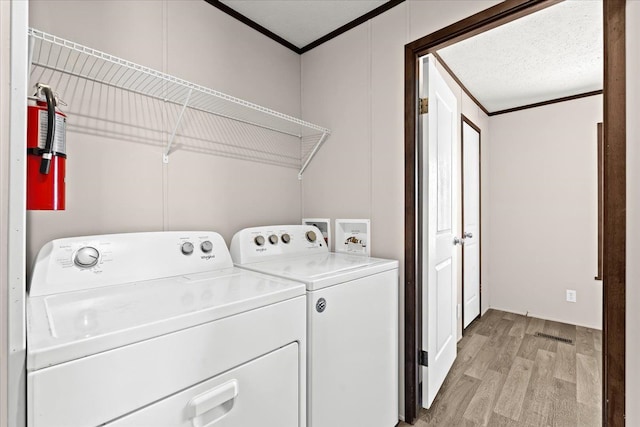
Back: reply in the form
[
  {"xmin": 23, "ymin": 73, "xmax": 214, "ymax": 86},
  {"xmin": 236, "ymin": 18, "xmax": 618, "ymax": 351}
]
[{"xmin": 27, "ymin": 83, "xmax": 67, "ymax": 210}]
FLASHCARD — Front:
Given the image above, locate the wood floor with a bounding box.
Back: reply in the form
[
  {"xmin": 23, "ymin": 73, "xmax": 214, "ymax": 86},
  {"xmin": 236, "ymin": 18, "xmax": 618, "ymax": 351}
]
[{"xmin": 400, "ymin": 309, "xmax": 602, "ymax": 427}]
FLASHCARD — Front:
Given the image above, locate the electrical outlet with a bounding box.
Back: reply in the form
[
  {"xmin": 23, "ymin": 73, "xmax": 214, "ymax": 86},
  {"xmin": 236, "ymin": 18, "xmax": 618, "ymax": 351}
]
[{"xmin": 566, "ymin": 290, "xmax": 577, "ymax": 303}]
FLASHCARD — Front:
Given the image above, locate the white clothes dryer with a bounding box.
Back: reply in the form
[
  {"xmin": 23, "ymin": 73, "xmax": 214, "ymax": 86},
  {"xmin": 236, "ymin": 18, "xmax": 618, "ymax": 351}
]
[
  {"xmin": 27, "ymin": 231, "xmax": 306, "ymax": 427},
  {"xmin": 230, "ymin": 225, "xmax": 399, "ymax": 427}
]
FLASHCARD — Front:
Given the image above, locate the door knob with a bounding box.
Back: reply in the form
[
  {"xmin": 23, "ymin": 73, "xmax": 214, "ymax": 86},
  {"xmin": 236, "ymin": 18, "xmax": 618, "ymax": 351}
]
[
  {"xmin": 453, "ymin": 237, "xmax": 464, "ymax": 246},
  {"xmin": 463, "ymin": 232, "xmax": 473, "ymax": 239}
]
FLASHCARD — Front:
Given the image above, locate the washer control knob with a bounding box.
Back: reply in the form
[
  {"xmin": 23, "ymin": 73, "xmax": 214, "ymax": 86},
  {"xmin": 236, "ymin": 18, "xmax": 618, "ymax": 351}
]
[
  {"xmin": 281, "ymin": 233, "xmax": 291, "ymax": 244},
  {"xmin": 254, "ymin": 235, "xmax": 265, "ymax": 246},
  {"xmin": 74, "ymin": 246, "xmax": 100, "ymax": 268},
  {"xmin": 306, "ymin": 230, "xmax": 317, "ymax": 243},
  {"xmin": 181, "ymin": 242, "xmax": 194, "ymax": 255},
  {"xmin": 268, "ymin": 234, "xmax": 278, "ymax": 245},
  {"xmin": 200, "ymin": 240, "xmax": 213, "ymax": 253}
]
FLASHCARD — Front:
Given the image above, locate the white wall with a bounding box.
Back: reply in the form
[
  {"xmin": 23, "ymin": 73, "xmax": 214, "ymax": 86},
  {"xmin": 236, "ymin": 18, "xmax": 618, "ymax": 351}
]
[
  {"xmin": 626, "ymin": 1, "xmax": 639, "ymax": 424},
  {"xmin": 486, "ymin": 95, "xmax": 603, "ymax": 329},
  {"xmin": 2, "ymin": 2, "xmax": 29, "ymax": 426},
  {"xmin": 300, "ymin": 0, "xmax": 499, "ymax": 418},
  {"xmin": 27, "ymin": 0, "xmax": 302, "ymax": 268},
  {"xmin": 1, "ymin": 3, "xmax": 12, "ymax": 424}
]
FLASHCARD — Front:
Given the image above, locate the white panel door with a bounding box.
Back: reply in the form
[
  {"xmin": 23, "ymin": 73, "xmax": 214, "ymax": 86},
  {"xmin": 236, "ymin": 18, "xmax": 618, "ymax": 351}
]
[
  {"xmin": 462, "ymin": 120, "xmax": 481, "ymax": 329},
  {"xmin": 419, "ymin": 55, "xmax": 458, "ymax": 409}
]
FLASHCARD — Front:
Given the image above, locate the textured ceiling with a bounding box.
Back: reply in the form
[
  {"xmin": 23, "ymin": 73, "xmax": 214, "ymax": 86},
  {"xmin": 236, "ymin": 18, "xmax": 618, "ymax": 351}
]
[
  {"xmin": 437, "ymin": 1, "xmax": 603, "ymax": 113},
  {"xmin": 218, "ymin": 0, "xmax": 386, "ymax": 49}
]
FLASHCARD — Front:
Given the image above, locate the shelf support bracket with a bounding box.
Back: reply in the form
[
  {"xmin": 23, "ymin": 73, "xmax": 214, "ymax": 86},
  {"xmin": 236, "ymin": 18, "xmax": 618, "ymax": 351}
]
[
  {"xmin": 163, "ymin": 88, "xmax": 193, "ymax": 163},
  {"xmin": 28, "ymin": 34, "xmax": 35, "ymax": 74},
  {"xmin": 298, "ymin": 131, "xmax": 330, "ymax": 180}
]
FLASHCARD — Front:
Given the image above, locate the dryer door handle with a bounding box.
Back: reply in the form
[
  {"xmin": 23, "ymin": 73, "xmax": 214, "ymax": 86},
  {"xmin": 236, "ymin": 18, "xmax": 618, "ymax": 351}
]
[{"xmin": 187, "ymin": 380, "xmax": 238, "ymax": 424}]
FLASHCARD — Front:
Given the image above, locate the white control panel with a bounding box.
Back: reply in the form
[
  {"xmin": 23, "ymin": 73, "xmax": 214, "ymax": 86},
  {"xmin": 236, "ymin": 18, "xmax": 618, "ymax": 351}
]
[
  {"xmin": 230, "ymin": 225, "xmax": 328, "ymax": 264},
  {"xmin": 29, "ymin": 231, "xmax": 233, "ymax": 297}
]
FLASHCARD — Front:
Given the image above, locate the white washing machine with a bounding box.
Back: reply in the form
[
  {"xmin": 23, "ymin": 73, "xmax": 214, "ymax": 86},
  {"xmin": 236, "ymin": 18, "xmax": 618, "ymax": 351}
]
[
  {"xmin": 27, "ymin": 231, "xmax": 306, "ymax": 427},
  {"xmin": 230, "ymin": 225, "xmax": 398, "ymax": 427}
]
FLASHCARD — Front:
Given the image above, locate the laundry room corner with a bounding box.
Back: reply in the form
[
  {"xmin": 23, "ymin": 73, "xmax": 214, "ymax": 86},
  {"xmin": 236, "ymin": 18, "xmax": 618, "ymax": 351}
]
[
  {"xmin": 4, "ymin": 0, "xmax": 631, "ymax": 425},
  {"xmin": 26, "ymin": 0, "xmax": 305, "ymax": 272}
]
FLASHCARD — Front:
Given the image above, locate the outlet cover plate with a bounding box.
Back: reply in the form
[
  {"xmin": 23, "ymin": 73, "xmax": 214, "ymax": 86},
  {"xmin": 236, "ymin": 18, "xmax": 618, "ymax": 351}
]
[{"xmin": 566, "ymin": 289, "xmax": 577, "ymax": 303}]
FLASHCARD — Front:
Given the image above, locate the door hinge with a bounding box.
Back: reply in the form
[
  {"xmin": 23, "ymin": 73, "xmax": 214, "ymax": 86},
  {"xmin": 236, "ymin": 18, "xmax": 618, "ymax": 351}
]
[
  {"xmin": 419, "ymin": 97, "xmax": 429, "ymax": 115},
  {"xmin": 419, "ymin": 350, "xmax": 428, "ymax": 367}
]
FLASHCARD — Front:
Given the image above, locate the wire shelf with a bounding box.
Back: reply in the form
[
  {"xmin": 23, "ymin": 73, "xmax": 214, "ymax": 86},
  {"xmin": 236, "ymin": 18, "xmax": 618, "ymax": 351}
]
[{"xmin": 28, "ymin": 28, "xmax": 330, "ymax": 177}]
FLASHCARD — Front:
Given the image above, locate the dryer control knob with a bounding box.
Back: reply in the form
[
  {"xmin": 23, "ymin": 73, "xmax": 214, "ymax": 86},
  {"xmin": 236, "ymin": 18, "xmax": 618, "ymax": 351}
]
[
  {"xmin": 268, "ymin": 234, "xmax": 278, "ymax": 245},
  {"xmin": 74, "ymin": 246, "xmax": 100, "ymax": 268},
  {"xmin": 306, "ymin": 230, "xmax": 317, "ymax": 243},
  {"xmin": 281, "ymin": 233, "xmax": 291, "ymax": 244},
  {"xmin": 200, "ymin": 241, "xmax": 213, "ymax": 253},
  {"xmin": 254, "ymin": 235, "xmax": 266, "ymax": 246},
  {"xmin": 181, "ymin": 242, "xmax": 194, "ymax": 255}
]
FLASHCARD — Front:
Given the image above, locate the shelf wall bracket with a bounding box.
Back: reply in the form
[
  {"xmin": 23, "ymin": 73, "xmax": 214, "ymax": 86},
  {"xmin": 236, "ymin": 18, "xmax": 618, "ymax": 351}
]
[
  {"xmin": 163, "ymin": 87, "xmax": 193, "ymax": 164},
  {"xmin": 28, "ymin": 35, "xmax": 35, "ymax": 78},
  {"xmin": 298, "ymin": 131, "xmax": 330, "ymax": 180}
]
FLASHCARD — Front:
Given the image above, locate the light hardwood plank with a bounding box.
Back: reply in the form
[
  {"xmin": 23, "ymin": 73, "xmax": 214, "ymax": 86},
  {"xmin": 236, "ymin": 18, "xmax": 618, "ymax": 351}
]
[
  {"xmin": 542, "ymin": 319, "xmax": 562, "ymax": 337},
  {"xmin": 493, "ymin": 356, "xmax": 534, "ymax": 420},
  {"xmin": 434, "ymin": 333, "xmax": 488, "ymax": 403},
  {"xmin": 516, "ymin": 334, "xmax": 557, "ymax": 361},
  {"xmin": 508, "ymin": 315, "xmax": 527, "ymax": 339},
  {"xmin": 594, "ymin": 330, "xmax": 603, "ymax": 384},
  {"xmin": 576, "ymin": 327, "xmax": 595, "ymax": 357},
  {"xmin": 421, "ymin": 374, "xmax": 480, "ymax": 426},
  {"xmin": 462, "ymin": 369, "xmax": 505, "ymax": 426},
  {"xmin": 475, "ymin": 311, "xmax": 509, "ymax": 337},
  {"xmin": 553, "ymin": 341, "xmax": 576, "ymax": 383},
  {"xmin": 593, "ymin": 330, "xmax": 603, "ymax": 352},
  {"xmin": 459, "ymin": 333, "xmax": 490, "ymax": 363},
  {"xmin": 489, "ymin": 335, "xmax": 521, "ymax": 375},
  {"xmin": 549, "ymin": 379, "xmax": 577, "ymax": 426},
  {"xmin": 487, "ymin": 319, "xmax": 515, "ymax": 347},
  {"xmin": 465, "ymin": 343, "xmax": 497, "ymax": 379},
  {"xmin": 488, "ymin": 412, "xmax": 521, "ymax": 426},
  {"xmin": 462, "ymin": 314, "xmax": 484, "ymax": 338},
  {"xmin": 577, "ymin": 402, "xmax": 602, "ymax": 427},
  {"xmin": 503, "ymin": 312, "xmax": 518, "ymax": 321},
  {"xmin": 576, "ymin": 353, "xmax": 602, "ymax": 409},
  {"xmin": 520, "ymin": 349, "xmax": 556, "ymax": 426},
  {"xmin": 525, "ymin": 317, "xmax": 545, "ymax": 335},
  {"xmin": 556, "ymin": 321, "xmax": 577, "ymax": 344}
]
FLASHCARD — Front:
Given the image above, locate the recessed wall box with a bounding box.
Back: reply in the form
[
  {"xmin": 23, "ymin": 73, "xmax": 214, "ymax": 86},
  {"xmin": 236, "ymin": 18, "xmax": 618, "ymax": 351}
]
[
  {"xmin": 335, "ymin": 219, "xmax": 370, "ymax": 256},
  {"xmin": 302, "ymin": 218, "xmax": 331, "ymax": 248}
]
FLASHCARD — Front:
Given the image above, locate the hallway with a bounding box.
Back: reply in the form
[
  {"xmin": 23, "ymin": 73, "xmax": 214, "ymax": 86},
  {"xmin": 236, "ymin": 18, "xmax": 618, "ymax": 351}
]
[{"xmin": 400, "ymin": 309, "xmax": 602, "ymax": 426}]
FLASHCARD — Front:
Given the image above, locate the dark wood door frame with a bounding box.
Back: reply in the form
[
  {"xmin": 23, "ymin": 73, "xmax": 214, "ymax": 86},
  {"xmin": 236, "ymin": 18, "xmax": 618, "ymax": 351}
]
[
  {"xmin": 461, "ymin": 115, "xmax": 482, "ymax": 333},
  {"xmin": 404, "ymin": 0, "xmax": 626, "ymax": 425}
]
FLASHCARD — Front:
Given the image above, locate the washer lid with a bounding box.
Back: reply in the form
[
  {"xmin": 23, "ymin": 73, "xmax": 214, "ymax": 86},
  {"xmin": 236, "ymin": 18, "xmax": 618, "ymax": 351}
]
[
  {"xmin": 27, "ymin": 268, "xmax": 305, "ymax": 371},
  {"xmin": 235, "ymin": 252, "xmax": 399, "ymax": 291}
]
